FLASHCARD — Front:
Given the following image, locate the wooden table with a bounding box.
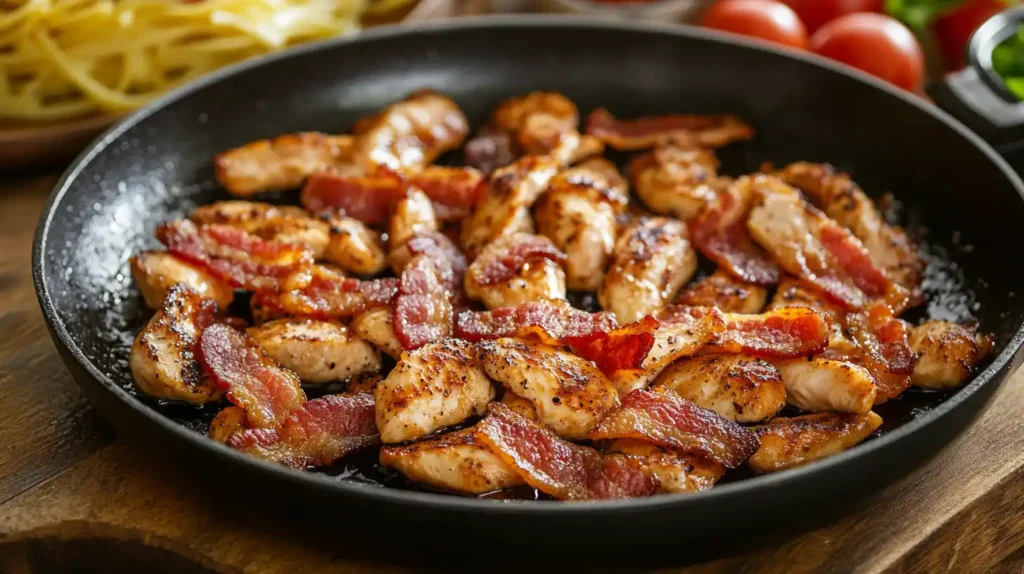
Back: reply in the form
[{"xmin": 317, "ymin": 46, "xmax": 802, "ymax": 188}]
[{"xmin": 3, "ymin": 173, "xmax": 1024, "ymax": 573}]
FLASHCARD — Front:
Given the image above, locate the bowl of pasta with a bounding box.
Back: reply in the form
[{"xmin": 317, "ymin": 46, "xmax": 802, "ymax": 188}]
[{"xmin": 0, "ymin": 0, "xmax": 454, "ymax": 169}]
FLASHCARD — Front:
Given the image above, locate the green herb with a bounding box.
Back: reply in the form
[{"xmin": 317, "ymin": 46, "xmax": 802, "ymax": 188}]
[
  {"xmin": 885, "ymin": 0, "xmax": 968, "ymax": 29},
  {"xmin": 992, "ymin": 25, "xmax": 1024, "ymax": 99}
]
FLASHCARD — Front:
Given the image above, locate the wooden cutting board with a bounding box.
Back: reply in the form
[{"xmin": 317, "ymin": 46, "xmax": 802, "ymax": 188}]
[{"xmin": 3, "ymin": 174, "xmax": 1024, "ymax": 573}]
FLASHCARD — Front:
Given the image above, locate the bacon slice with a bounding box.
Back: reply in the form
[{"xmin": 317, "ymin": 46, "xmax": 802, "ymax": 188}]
[
  {"xmin": 228, "ymin": 393, "xmax": 379, "ymax": 468},
  {"xmin": 301, "ymin": 170, "xmax": 406, "ymax": 225},
  {"xmin": 705, "ymin": 307, "xmax": 831, "ymax": 359},
  {"xmin": 476, "ymin": 403, "xmax": 657, "ymax": 500},
  {"xmin": 468, "ymin": 233, "xmax": 567, "ymax": 287},
  {"xmin": 156, "ymin": 220, "xmax": 313, "ymax": 292},
  {"xmin": 197, "ymin": 323, "xmax": 306, "ymax": 428},
  {"xmin": 464, "ymin": 129, "xmax": 519, "ymax": 174},
  {"xmin": 401, "ymin": 231, "xmax": 469, "ymax": 307},
  {"xmin": 407, "ymin": 166, "xmax": 485, "ymax": 221},
  {"xmin": 565, "ymin": 316, "xmax": 660, "ymax": 376},
  {"xmin": 689, "ymin": 179, "xmax": 779, "ymax": 285},
  {"xmin": 833, "ymin": 303, "xmax": 915, "ymax": 402},
  {"xmin": 747, "ymin": 176, "xmax": 909, "ymax": 311},
  {"xmin": 589, "ymin": 388, "xmax": 760, "ymax": 468},
  {"xmin": 394, "ymin": 255, "xmax": 454, "ymax": 351},
  {"xmin": 585, "ymin": 107, "xmax": 754, "ymax": 151},
  {"xmin": 214, "ymin": 132, "xmax": 355, "ymax": 197},
  {"xmin": 277, "ymin": 265, "xmax": 399, "ymax": 319},
  {"xmin": 455, "ymin": 300, "xmax": 617, "ymax": 346}
]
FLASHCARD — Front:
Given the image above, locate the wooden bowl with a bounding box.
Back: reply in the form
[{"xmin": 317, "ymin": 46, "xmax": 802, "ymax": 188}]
[{"xmin": 0, "ymin": 0, "xmax": 455, "ymax": 172}]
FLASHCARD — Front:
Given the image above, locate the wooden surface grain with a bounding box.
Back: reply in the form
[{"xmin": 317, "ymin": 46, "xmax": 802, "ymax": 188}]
[{"xmin": 2, "ymin": 172, "xmax": 1024, "ymax": 574}]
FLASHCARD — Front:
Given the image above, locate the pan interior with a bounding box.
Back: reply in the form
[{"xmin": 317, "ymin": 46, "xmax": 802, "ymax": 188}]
[{"xmin": 37, "ymin": 21, "xmax": 1024, "ymax": 501}]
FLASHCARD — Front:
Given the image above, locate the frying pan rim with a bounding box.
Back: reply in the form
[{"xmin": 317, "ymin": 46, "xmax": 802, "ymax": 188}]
[{"xmin": 32, "ymin": 15, "xmax": 1024, "ymax": 515}]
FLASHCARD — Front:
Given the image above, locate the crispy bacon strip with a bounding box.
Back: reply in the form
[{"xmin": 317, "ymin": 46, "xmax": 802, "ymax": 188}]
[
  {"xmin": 834, "ymin": 303, "xmax": 915, "ymax": 402},
  {"xmin": 403, "ymin": 231, "xmax": 469, "ymax": 307},
  {"xmin": 470, "ymin": 233, "xmax": 567, "ymax": 287},
  {"xmin": 214, "ymin": 132, "xmax": 355, "ymax": 197},
  {"xmin": 228, "ymin": 393, "xmax": 379, "ymax": 468},
  {"xmin": 585, "ymin": 108, "xmax": 754, "ymax": 151},
  {"xmin": 394, "ymin": 255, "xmax": 454, "ymax": 351},
  {"xmin": 589, "ymin": 388, "xmax": 760, "ymax": 468},
  {"xmin": 476, "ymin": 403, "xmax": 657, "ymax": 500},
  {"xmin": 157, "ymin": 220, "xmax": 313, "ymax": 292},
  {"xmin": 277, "ymin": 265, "xmax": 399, "ymax": 319},
  {"xmin": 407, "ymin": 166, "xmax": 485, "ymax": 221},
  {"xmin": 301, "ymin": 170, "xmax": 406, "ymax": 225},
  {"xmin": 689, "ymin": 180, "xmax": 779, "ymax": 285},
  {"xmin": 706, "ymin": 307, "xmax": 831, "ymax": 359},
  {"xmin": 197, "ymin": 323, "xmax": 306, "ymax": 428},
  {"xmin": 565, "ymin": 316, "xmax": 660, "ymax": 376},
  {"xmin": 455, "ymin": 300, "xmax": 618, "ymax": 346},
  {"xmin": 464, "ymin": 130, "xmax": 519, "ymax": 174}
]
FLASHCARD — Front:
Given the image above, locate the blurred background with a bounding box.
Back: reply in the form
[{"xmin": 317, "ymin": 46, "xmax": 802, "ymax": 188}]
[{"xmin": 0, "ymin": 0, "xmax": 1020, "ymax": 168}]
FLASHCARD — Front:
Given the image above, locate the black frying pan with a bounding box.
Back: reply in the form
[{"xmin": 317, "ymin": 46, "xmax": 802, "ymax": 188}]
[{"xmin": 31, "ymin": 16, "xmax": 1024, "ymax": 565}]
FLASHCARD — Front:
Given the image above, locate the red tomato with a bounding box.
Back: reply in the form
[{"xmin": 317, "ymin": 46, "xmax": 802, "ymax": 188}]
[
  {"xmin": 811, "ymin": 13, "xmax": 925, "ymax": 91},
  {"xmin": 701, "ymin": 0, "xmax": 809, "ymax": 50},
  {"xmin": 933, "ymin": 0, "xmax": 1013, "ymax": 71},
  {"xmin": 778, "ymin": 0, "xmax": 883, "ymax": 33}
]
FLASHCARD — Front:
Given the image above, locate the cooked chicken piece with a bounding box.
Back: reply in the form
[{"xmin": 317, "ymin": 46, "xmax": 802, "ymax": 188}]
[
  {"xmin": 380, "ymin": 428, "xmax": 524, "ymax": 494},
  {"xmin": 609, "ymin": 317, "xmax": 718, "ymax": 395},
  {"xmin": 351, "ymin": 307, "xmax": 403, "ymax": 359},
  {"xmin": 631, "ymin": 145, "xmax": 719, "ymax": 220},
  {"xmin": 675, "ymin": 269, "xmax": 769, "ymax": 314},
  {"xmin": 606, "ymin": 439, "xmax": 725, "ymax": 494},
  {"xmin": 129, "ymin": 285, "xmax": 222, "ymax": 404},
  {"xmin": 130, "ymin": 251, "xmax": 234, "ymax": 310},
  {"xmin": 374, "ymin": 340, "xmax": 495, "ymax": 443},
  {"xmin": 909, "ymin": 320, "xmax": 993, "ymax": 389},
  {"xmin": 748, "ymin": 411, "xmax": 882, "ymax": 473},
  {"xmin": 389, "ymin": 189, "xmax": 440, "ymax": 255},
  {"xmin": 355, "ymin": 90, "xmax": 469, "ymax": 170},
  {"xmin": 464, "ymin": 233, "xmax": 567, "ymax": 309},
  {"xmin": 599, "ymin": 217, "xmax": 696, "ymax": 323},
  {"xmin": 772, "ymin": 162, "xmax": 923, "ymax": 293},
  {"xmin": 322, "ymin": 215, "xmax": 388, "ymax": 276},
  {"xmin": 772, "ymin": 358, "xmax": 877, "ymax": 414},
  {"xmin": 347, "ymin": 373, "xmax": 385, "ymax": 394},
  {"xmin": 492, "ymin": 91, "xmax": 579, "ymax": 135},
  {"xmin": 246, "ymin": 319, "xmax": 381, "ymax": 384},
  {"xmin": 652, "ymin": 355, "xmax": 786, "ymax": 423},
  {"xmin": 535, "ymin": 161, "xmax": 629, "ymax": 291},
  {"xmin": 477, "ymin": 338, "xmax": 620, "ymax": 439},
  {"xmin": 214, "ymin": 132, "xmax": 355, "ymax": 197},
  {"xmin": 190, "ymin": 200, "xmax": 331, "ymax": 258},
  {"xmin": 209, "ymin": 406, "xmax": 247, "ymax": 444},
  {"xmin": 501, "ymin": 392, "xmax": 540, "ymax": 421}
]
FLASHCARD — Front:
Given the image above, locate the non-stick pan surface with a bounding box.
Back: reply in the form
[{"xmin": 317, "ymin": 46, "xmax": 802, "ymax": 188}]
[{"xmin": 32, "ymin": 16, "xmax": 1024, "ymax": 562}]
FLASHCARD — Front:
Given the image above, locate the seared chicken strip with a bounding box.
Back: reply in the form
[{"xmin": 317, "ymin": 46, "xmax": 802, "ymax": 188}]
[
  {"xmin": 129, "ymin": 285, "xmax": 222, "ymax": 404},
  {"xmin": 535, "ymin": 160, "xmax": 629, "ymax": 291},
  {"xmin": 675, "ymin": 269, "xmax": 769, "ymax": 314},
  {"xmin": 380, "ymin": 427, "xmax": 524, "ymax": 494},
  {"xmin": 631, "ymin": 145, "xmax": 718, "ymax": 220},
  {"xmin": 322, "ymin": 215, "xmax": 388, "ymax": 276},
  {"xmin": 374, "ymin": 340, "xmax": 495, "ymax": 443},
  {"xmin": 130, "ymin": 251, "xmax": 234, "ymax": 310},
  {"xmin": 652, "ymin": 354, "xmax": 786, "ymax": 423},
  {"xmin": 247, "ymin": 319, "xmax": 381, "ymax": 384},
  {"xmin": 214, "ymin": 132, "xmax": 355, "ymax": 197},
  {"xmin": 388, "ymin": 189, "xmax": 440, "ymax": 260},
  {"xmin": 606, "ymin": 439, "xmax": 725, "ymax": 494},
  {"xmin": 772, "ymin": 358, "xmax": 877, "ymax": 414},
  {"xmin": 355, "ymin": 90, "xmax": 469, "ymax": 171},
  {"xmin": 599, "ymin": 216, "xmax": 697, "ymax": 323},
  {"xmin": 491, "ymin": 91, "xmax": 603, "ymax": 163},
  {"xmin": 351, "ymin": 307, "xmax": 403, "ymax": 359},
  {"xmin": 477, "ymin": 338, "xmax": 620, "ymax": 439},
  {"xmin": 464, "ymin": 233, "xmax": 567, "ymax": 309},
  {"xmin": 501, "ymin": 392, "xmax": 541, "ymax": 421},
  {"xmin": 909, "ymin": 320, "xmax": 993, "ymax": 389},
  {"xmin": 748, "ymin": 411, "xmax": 882, "ymax": 473},
  {"xmin": 772, "ymin": 162, "xmax": 923, "ymax": 294}
]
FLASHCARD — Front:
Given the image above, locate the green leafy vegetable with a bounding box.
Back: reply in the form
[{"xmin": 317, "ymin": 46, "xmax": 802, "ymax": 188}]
[
  {"xmin": 885, "ymin": 0, "xmax": 968, "ymax": 29},
  {"xmin": 992, "ymin": 25, "xmax": 1024, "ymax": 99}
]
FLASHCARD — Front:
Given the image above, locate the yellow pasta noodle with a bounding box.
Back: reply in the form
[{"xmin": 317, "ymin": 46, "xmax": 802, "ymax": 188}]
[{"xmin": 0, "ymin": 0, "xmax": 414, "ymax": 121}]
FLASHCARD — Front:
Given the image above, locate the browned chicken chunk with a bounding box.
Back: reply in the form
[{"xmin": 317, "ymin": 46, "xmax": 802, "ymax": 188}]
[
  {"xmin": 909, "ymin": 320, "xmax": 993, "ymax": 389},
  {"xmin": 748, "ymin": 411, "xmax": 882, "ymax": 473},
  {"xmin": 771, "ymin": 358, "xmax": 877, "ymax": 414},
  {"xmin": 631, "ymin": 145, "xmax": 719, "ymax": 221},
  {"xmin": 675, "ymin": 269, "xmax": 769, "ymax": 314},
  {"xmin": 351, "ymin": 307, "xmax": 403, "ymax": 359},
  {"xmin": 374, "ymin": 340, "xmax": 495, "ymax": 443},
  {"xmin": 130, "ymin": 251, "xmax": 234, "ymax": 310},
  {"xmin": 652, "ymin": 354, "xmax": 786, "ymax": 423},
  {"xmin": 464, "ymin": 233, "xmax": 567, "ymax": 309},
  {"xmin": 247, "ymin": 319, "xmax": 381, "ymax": 384},
  {"xmin": 380, "ymin": 428, "xmax": 524, "ymax": 494},
  {"xmin": 214, "ymin": 132, "xmax": 355, "ymax": 197},
  {"xmin": 606, "ymin": 439, "xmax": 725, "ymax": 494}
]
